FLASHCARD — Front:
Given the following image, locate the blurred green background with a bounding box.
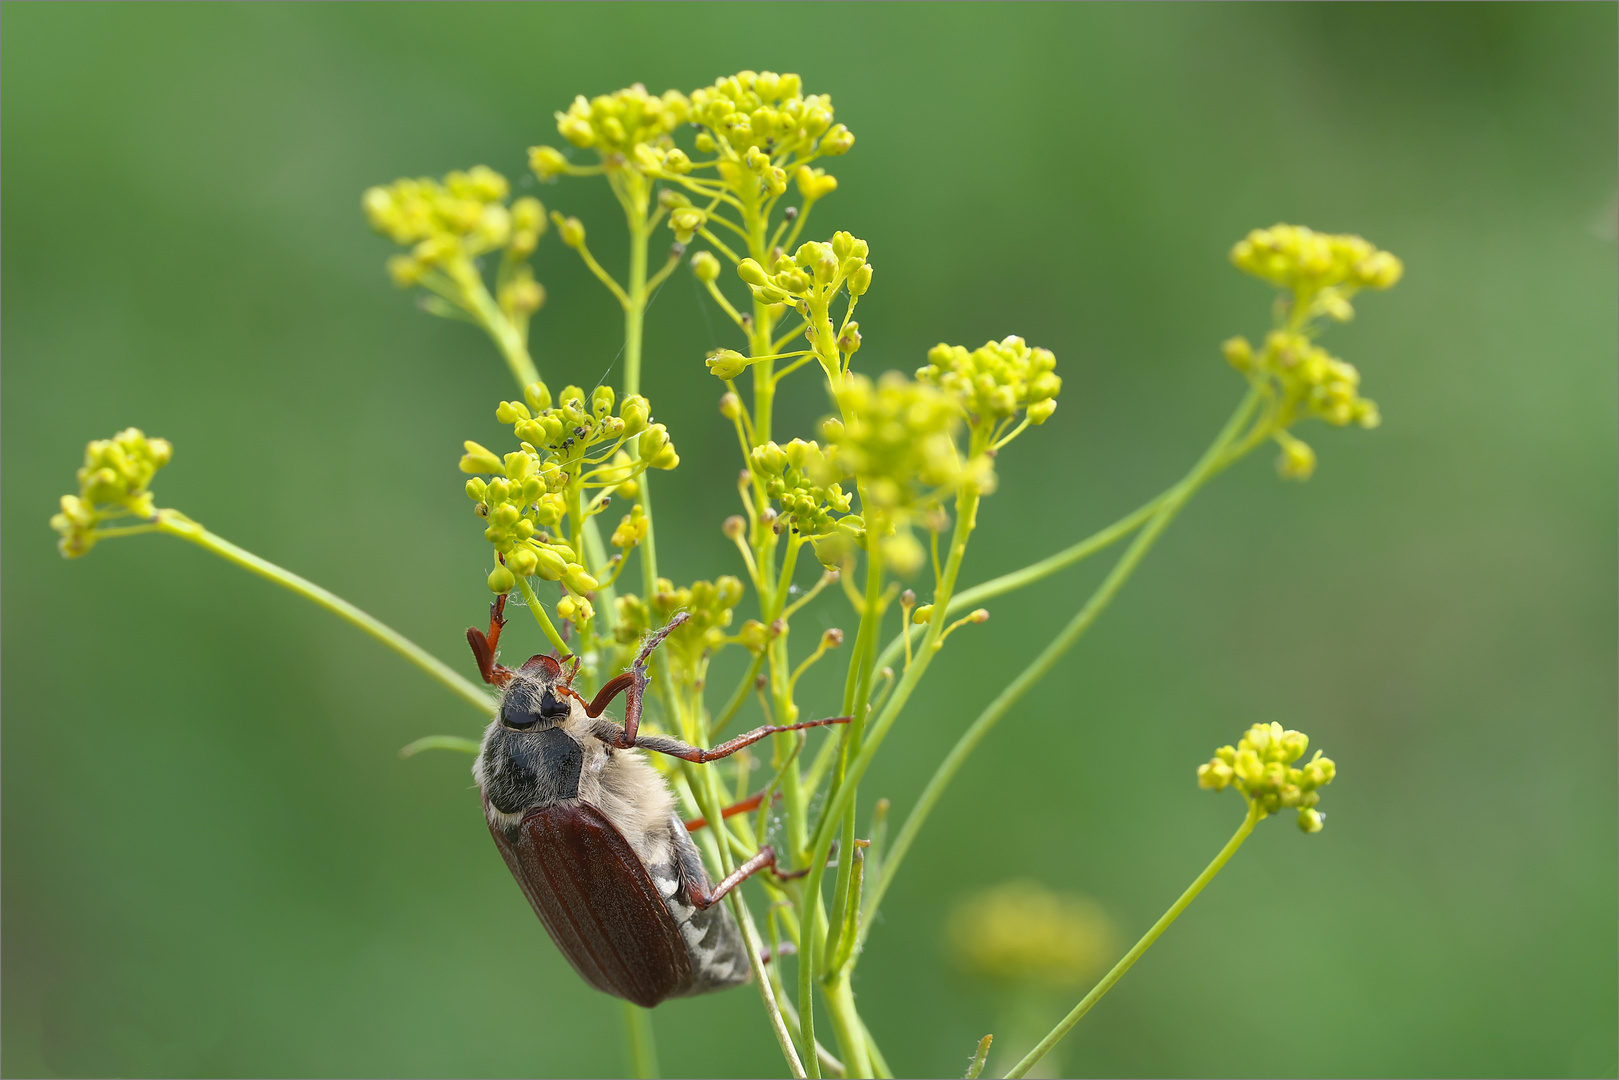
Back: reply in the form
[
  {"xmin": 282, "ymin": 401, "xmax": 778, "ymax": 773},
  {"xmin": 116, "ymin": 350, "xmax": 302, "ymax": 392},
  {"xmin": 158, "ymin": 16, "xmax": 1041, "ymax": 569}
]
[{"xmin": 4, "ymin": 3, "xmax": 1615, "ymax": 1077}]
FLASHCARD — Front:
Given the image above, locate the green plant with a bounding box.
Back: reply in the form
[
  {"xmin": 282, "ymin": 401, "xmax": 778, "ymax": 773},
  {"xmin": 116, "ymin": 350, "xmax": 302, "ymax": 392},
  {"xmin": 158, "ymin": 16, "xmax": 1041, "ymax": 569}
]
[{"xmin": 51, "ymin": 70, "xmax": 1398, "ymax": 1079}]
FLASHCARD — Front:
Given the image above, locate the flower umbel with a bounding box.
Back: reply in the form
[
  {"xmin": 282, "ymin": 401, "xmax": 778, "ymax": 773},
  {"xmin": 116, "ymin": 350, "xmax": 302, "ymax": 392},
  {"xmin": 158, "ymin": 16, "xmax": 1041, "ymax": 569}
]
[
  {"xmin": 614, "ymin": 575, "xmax": 746, "ymax": 683},
  {"xmin": 51, "ymin": 428, "xmax": 172, "ymax": 557},
  {"xmin": 1223, "ymin": 224, "xmax": 1402, "ymax": 480},
  {"xmin": 1198, "ymin": 721, "xmax": 1337, "ymax": 832},
  {"xmin": 546, "ymin": 83, "xmax": 691, "ymax": 167},
  {"xmin": 460, "ymin": 380, "xmax": 675, "ymax": 598},
  {"xmin": 917, "ymin": 335, "xmax": 1063, "ymax": 448}
]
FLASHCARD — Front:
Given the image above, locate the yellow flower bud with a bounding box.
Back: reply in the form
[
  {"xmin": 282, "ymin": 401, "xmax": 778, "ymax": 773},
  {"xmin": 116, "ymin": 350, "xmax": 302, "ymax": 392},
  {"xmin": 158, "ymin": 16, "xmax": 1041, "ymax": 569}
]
[
  {"xmin": 706, "ymin": 349, "xmax": 748, "ymax": 380},
  {"xmin": 847, "ymin": 264, "xmax": 873, "ymax": 297},
  {"xmin": 488, "ymin": 565, "xmax": 516, "ymax": 594},
  {"xmin": 795, "ymin": 166, "xmax": 838, "ymax": 201},
  {"xmin": 507, "ymin": 546, "xmax": 539, "ymax": 578},
  {"xmin": 533, "ymin": 546, "xmax": 568, "ymax": 581},
  {"xmin": 1197, "ymin": 759, "xmax": 1234, "ymax": 790},
  {"xmin": 563, "ymin": 564, "xmax": 600, "ymax": 593},
  {"xmin": 912, "ymin": 604, "xmax": 934, "ymax": 625},
  {"xmin": 460, "ymin": 441, "xmax": 504, "ymax": 474},
  {"xmin": 820, "ymin": 123, "xmax": 854, "ymax": 155},
  {"xmin": 607, "ymin": 393, "xmax": 647, "ymax": 435},
  {"xmin": 1222, "ymin": 336, "xmax": 1253, "ymax": 371},
  {"xmin": 386, "ymin": 254, "xmax": 422, "ymax": 287},
  {"xmin": 669, "ymin": 206, "xmax": 706, "ymax": 244},
  {"xmin": 556, "ymin": 214, "xmax": 585, "ymax": 248},
  {"xmin": 1276, "ymin": 437, "xmax": 1317, "ymax": 481},
  {"xmin": 638, "ymin": 424, "xmax": 670, "ymax": 459},
  {"xmin": 691, "ymin": 250, "xmax": 721, "ymax": 283}
]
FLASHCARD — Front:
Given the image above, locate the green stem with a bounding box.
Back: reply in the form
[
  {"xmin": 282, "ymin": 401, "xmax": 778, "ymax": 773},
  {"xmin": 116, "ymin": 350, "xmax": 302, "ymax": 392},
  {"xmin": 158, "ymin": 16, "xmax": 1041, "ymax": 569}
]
[
  {"xmin": 621, "ymin": 1002, "xmax": 659, "ymax": 1079},
  {"xmin": 625, "ymin": 219, "xmax": 649, "ymax": 397},
  {"xmin": 823, "ymin": 976, "xmax": 874, "ymax": 1078},
  {"xmin": 821, "ymin": 536, "xmax": 883, "ymax": 974},
  {"xmin": 809, "ymin": 487, "xmax": 982, "ymax": 860},
  {"xmin": 859, "ymin": 389, "xmax": 1261, "ymax": 950},
  {"xmin": 797, "ymin": 489, "xmax": 981, "ymax": 1077},
  {"xmin": 398, "ymin": 735, "xmax": 480, "ymax": 757},
  {"xmin": 1004, "ymin": 803, "xmax": 1263, "ymax": 1079},
  {"xmin": 869, "ymin": 491, "xmax": 1168, "ymax": 678},
  {"xmin": 155, "ymin": 512, "xmax": 492, "ymax": 713},
  {"xmin": 462, "ymin": 275, "xmax": 539, "ymax": 388},
  {"xmin": 513, "ymin": 575, "xmax": 570, "ymax": 657}
]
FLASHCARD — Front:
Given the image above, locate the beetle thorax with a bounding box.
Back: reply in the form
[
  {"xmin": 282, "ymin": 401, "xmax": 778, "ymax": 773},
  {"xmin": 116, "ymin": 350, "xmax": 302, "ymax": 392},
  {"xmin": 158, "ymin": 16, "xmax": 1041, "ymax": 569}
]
[{"xmin": 473, "ymin": 672, "xmax": 676, "ymax": 868}]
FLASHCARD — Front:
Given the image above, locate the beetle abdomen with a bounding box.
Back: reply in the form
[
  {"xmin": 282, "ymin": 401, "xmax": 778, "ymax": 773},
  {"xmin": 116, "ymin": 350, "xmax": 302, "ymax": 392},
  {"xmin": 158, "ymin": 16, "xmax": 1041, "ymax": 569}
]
[
  {"xmin": 644, "ymin": 815, "xmax": 752, "ymax": 994},
  {"xmin": 489, "ymin": 800, "xmax": 692, "ymax": 1007}
]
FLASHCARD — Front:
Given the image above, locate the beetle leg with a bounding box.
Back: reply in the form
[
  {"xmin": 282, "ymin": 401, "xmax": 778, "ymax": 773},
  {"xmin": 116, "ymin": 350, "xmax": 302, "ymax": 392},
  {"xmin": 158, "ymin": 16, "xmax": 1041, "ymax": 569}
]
[
  {"xmin": 466, "ymin": 595, "xmax": 514, "ymax": 688},
  {"xmin": 584, "ymin": 612, "xmax": 692, "ymax": 744},
  {"xmin": 684, "ymin": 846, "xmax": 785, "ymax": 909},
  {"xmin": 760, "ymin": 940, "xmax": 798, "ymax": 964},
  {"xmin": 683, "ymin": 842, "xmax": 851, "ymax": 907},
  {"xmin": 629, "ymin": 716, "xmax": 851, "ymax": 763},
  {"xmin": 683, "ymin": 790, "xmax": 782, "ymax": 832}
]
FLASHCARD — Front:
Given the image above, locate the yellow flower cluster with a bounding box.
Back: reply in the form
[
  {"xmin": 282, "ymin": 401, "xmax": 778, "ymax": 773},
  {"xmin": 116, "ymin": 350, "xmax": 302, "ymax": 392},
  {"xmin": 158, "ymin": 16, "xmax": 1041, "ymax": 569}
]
[
  {"xmin": 614, "ymin": 575, "xmax": 746, "ymax": 677},
  {"xmin": 917, "ymin": 336, "xmax": 1062, "ymax": 434},
  {"xmin": 459, "ymin": 381, "xmax": 675, "ymax": 595},
  {"xmin": 535, "ymin": 83, "xmax": 691, "ymax": 173},
  {"xmin": 738, "ymin": 232, "xmax": 873, "ymax": 313},
  {"xmin": 51, "ymin": 428, "xmax": 172, "ymax": 558},
  {"xmin": 1197, "ymin": 722, "xmax": 1337, "ymax": 832},
  {"xmin": 1223, "ymin": 331, "xmax": 1379, "ymax": 480},
  {"xmin": 820, "ymin": 373, "xmax": 991, "ymax": 574},
  {"xmin": 611, "ymin": 502, "xmax": 648, "ymax": 550},
  {"xmin": 362, "ymin": 167, "xmax": 543, "ymax": 294},
  {"xmin": 826, "ymin": 374, "xmax": 979, "ymax": 512},
  {"xmin": 1231, "ymin": 223, "xmax": 1403, "ymax": 298},
  {"xmin": 945, "ymin": 880, "xmax": 1117, "ymax": 988},
  {"xmin": 686, "ymin": 70, "xmax": 852, "ymax": 165},
  {"xmin": 749, "ymin": 438, "xmax": 858, "ymax": 538}
]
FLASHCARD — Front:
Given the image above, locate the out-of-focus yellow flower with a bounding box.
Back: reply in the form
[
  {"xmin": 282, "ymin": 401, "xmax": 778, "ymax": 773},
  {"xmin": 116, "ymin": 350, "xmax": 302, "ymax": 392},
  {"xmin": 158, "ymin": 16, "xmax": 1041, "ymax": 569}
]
[
  {"xmin": 544, "ymin": 83, "xmax": 691, "ymax": 164},
  {"xmin": 1230, "ymin": 223, "xmax": 1403, "ymax": 298},
  {"xmin": 51, "ymin": 428, "xmax": 173, "ymax": 558},
  {"xmin": 945, "ymin": 880, "xmax": 1117, "ymax": 988},
  {"xmin": 614, "ymin": 575, "xmax": 745, "ymax": 680}
]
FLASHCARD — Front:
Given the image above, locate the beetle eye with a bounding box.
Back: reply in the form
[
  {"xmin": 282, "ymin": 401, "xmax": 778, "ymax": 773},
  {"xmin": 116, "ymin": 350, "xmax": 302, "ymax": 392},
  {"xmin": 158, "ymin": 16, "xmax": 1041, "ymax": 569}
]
[{"xmin": 540, "ymin": 688, "xmax": 571, "ymax": 721}]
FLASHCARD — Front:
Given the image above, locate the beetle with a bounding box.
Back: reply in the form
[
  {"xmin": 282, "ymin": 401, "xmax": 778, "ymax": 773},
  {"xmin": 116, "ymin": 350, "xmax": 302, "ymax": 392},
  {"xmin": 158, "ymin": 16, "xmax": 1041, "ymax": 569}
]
[{"xmin": 466, "ymin": 596, "xmax": 847, "ymax": 1007}]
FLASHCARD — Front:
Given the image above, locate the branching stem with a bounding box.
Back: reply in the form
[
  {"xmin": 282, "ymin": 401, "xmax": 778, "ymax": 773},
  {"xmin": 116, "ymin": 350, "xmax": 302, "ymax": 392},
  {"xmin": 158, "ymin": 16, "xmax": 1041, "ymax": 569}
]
[
  {"xmin": 152, "ymin": 511, "xmax": 492, "ymax": 713},
  {"xmin": 1004, "ymin": 802, "xmax": 1263, "ymax": 1079},
  {"xmin": 858, "ymin": 389, "xmax": 1261, "ymax": 949}
]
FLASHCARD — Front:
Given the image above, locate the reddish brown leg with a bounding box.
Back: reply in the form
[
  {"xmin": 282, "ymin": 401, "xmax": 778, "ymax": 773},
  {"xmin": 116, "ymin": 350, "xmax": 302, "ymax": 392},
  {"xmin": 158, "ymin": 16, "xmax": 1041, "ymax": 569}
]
[
  {"xmin": 684, "ymin": 843, "xmax": 851, "ymax": 907},
  {"xmin": 631, "ymin": 716, "xmax": 850, "ymax": 764},
  {"xmin": 683, "ymin": 790, "xmax": 780, "ymax": 832},
  {"xmin": 760, "ymin": 941, "xmax": 798, "ymax": 965},
  {"xmin": 466, "ymin": 595, "xmax": 513, "ymax": 688},
  {"xmin": 585, "ymin": 612, "xmax": 691, "ymax": 744},
  {"xmin": 686, "ymin": 846, "xmax": 787, "ymax": 909}
]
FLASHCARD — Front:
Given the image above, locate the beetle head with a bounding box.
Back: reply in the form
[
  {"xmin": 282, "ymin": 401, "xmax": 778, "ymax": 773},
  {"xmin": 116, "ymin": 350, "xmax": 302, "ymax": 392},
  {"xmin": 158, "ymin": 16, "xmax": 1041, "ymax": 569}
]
[{"xmin": 498, "ymin": 655, "xmax": 580, "ymax": 732}]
